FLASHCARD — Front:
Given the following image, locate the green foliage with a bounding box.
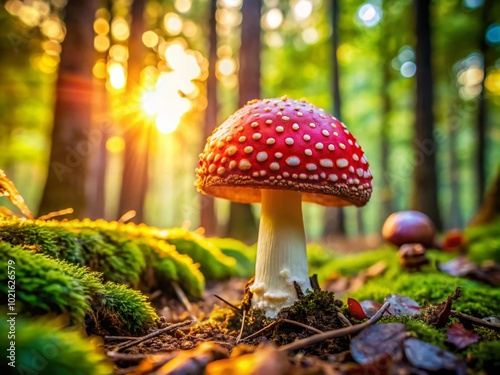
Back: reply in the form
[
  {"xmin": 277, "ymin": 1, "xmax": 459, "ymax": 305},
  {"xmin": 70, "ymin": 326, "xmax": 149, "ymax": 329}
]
[
  {"xmin": 0, "ymin": 314, "xmax": 113, "ymax": 375},
  {"xmin": 306, "ymin": 242, "xmax": 336, "ymax": 271},
  {"xmin": 207, "ymin": 237, "xmax": 255, "ymax": 278},
  {"xmin": 146, "ymin": 239, "xmax": 205, "ymax": 298},
  {"xmin": 466, "ymin": 220, "xmax": 500, "ymax": 264},
  {"xmin": 0, "ymin": 242, "xmax": 158, "ymax": 335},
  {"xmin": 163, "ymin": 228, "xmax": 237, "ymax": 280},
  {"xmin": 465, "ymin": 340, "xmax": 500, "ymax": 372}
]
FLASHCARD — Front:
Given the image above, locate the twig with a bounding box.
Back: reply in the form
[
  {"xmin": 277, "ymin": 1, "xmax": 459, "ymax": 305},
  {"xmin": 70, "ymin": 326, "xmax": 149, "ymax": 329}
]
[
  {"xmin": 451, "ymin": 310, "xmax": 500, "ymax": 332},
  {"xmin": 172, "ymin": 281, "xmax": 195, "ymax": 319},
  {"xmin": 104, "ymin": 335, "xmax": 141, "ymax": 342},
  {"xmin": 278, "ymin": 302, "xmax": 391, "ymax": 353},
  {"xmin": 107, "ymin": 352, "xmax": 156, "ymax": 362},
  {"xmin": 235, "ymin": 309, "xmax": 247, "ymax": 343},
  {"xmin": 37, "ymin": 208, "xmax": 73, "ymax": 220},
  {"xmin": 240, "ymin": 320, "xmax": 279, "ymax": 342},
  {"xmin": 213, "ymin": 295, "xmax": 242, "ymax": 314},
  {"xmin": 337, "ymin": 312, "xmax": 353, "ymax": 327},
  {"xmin": 118, "ymin": 210, "xmax": 136, "ymax": 223},
  {"xmin": 280, "ymin": 318, "xmax": 323, "ymax": 334},
  {"xmin": 112, "ymin": 320, "xmax": 194, "ymax": 352}
]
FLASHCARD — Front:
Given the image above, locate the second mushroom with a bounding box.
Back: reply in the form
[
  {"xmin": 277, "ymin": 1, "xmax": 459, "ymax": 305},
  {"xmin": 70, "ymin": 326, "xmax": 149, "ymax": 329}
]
[{"xmin": 196, "ymin": 97, "xmax": 373, "ymax": 317}]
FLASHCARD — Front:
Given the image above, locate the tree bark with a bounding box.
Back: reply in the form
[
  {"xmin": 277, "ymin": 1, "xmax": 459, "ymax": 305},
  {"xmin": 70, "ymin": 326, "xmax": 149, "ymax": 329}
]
[
  {"xmin": 38, "ymin": 0, "xmax": 98, "ymax": 218},
  {"xmin": 469, "ymin": 166, "xmax": 500, "ymax": 226},
  {"xmin": 118, "ymin": 0, "xmax": 151, "ymax": 223},
  {"xmin": 200, "ymin": 0, "xmax": 218, "ymax": 237},
  {"xmin": 225, "ymin": 0, "xmax": 261, "ymax": 243},
  {"xmin": 411, "ymin": 0, "xmax": 442, "ymax": 230},
  {"xmin": 322, "ymin": 0, "xmax": 346, "ymax": 239}
]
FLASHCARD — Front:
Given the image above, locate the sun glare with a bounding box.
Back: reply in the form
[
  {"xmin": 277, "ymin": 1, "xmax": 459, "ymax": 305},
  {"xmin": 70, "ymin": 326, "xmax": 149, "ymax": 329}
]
[{"xmin": 108, "ymin": 62, "xmax": 126, "ymax": 90}]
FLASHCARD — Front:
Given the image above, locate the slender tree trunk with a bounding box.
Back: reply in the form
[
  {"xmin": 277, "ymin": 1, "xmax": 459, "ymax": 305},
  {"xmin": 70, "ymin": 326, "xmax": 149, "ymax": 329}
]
[
  {"xmin": 200, "ymin": 0, "xmax": 218, "ymax": 237},
  {"xmin": 379, "ymin": 47, "xmax": 394, "ymax": 227},
  {"xmin": 225, "ymin": 0, "xmax": 261, "ymax": 243},
  {"xmin": 469, "ymin": 165, "xmax": 500, "ymax": 226},
  {"xmin": 323, "ymin": 0, "xmax": 346, "ymax": 239},
  {"xmin": 411, "ymin": 0, "xmax": 442, "ymax": 230},
  {"xmin": 447, "ymin": 102, "xmax": 463, "ymax": 229},
  {"xmin": 118, "ymin": 0, "xmax": 151, "ymax": 223},
  {"xmin": 38, "ymin": 0, "xmax": 98, "ymax": 218},
  {"xmin": 475, "ymin": 0, "xmax": 493, "ymax": 206}
]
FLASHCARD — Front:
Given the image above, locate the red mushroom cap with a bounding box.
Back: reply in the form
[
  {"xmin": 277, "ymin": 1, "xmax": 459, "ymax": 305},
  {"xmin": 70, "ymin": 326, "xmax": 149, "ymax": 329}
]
[
  {"xmin": 196, "ymin": 97, "xmax": 373, "ymax": 207},
  {"xmin": 382, "ymin": 210, "xmax": 436, "ymax": 248}
]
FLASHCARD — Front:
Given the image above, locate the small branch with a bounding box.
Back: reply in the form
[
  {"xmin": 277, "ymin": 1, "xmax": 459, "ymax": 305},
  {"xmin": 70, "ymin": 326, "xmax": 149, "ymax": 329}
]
[
  {"xmin": 451, "ymin": 310, "xmax": 500, "ymax": 332},
  {"xmin": 278, "ymin": 302, "xmax": 391, "ymax": 353},
  {"xmin": 172, "ymin": 281, "xmax": 195, "ymax": 319},
  {"xmin": 112, "ymin": 320, "xmax": 194, "ymax": 352},
  {"xmin": 37, "ymin": 208, "xmax": 73, "ymax": 220},
  {"xmin": 337, "ymin": 312, "xmax": 353, "ymax": 327},
  {"xmin": 235, "ymin": 309, "xmax": 247, "ymax": 343},
  {"xmin": 214, "ymin": 295, "xmax": 242, "ymax": 315},
  {"xmin": 280, "ymin": 318, "xmax": 323, "ymax": 334},
  {"xmin": 240, "ymin": 320, "xmax": 279, "ymax": 342},
  {"xmin": 104, "ymin": 335, "xmax": 141, "ymax": 342}
]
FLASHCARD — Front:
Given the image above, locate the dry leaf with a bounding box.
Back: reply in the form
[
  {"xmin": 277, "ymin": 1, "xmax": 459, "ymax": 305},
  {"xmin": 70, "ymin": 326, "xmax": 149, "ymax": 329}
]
[{"xmin": 446, "ymin": 322, "xmax": 480, "ymax": 350}]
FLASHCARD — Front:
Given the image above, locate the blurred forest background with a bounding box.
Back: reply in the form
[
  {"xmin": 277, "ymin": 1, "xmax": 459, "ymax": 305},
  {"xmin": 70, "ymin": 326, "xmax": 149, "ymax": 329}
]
[{"xmin": 0, "ymin": 0, "xmax": 499, "ymax": 244}]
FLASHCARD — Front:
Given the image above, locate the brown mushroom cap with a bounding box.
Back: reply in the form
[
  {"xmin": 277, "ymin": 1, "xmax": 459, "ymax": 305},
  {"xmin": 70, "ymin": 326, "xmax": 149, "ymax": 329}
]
[{"xmin": 196, "ymin": 97, "xmax": 373, "ymax": 207}]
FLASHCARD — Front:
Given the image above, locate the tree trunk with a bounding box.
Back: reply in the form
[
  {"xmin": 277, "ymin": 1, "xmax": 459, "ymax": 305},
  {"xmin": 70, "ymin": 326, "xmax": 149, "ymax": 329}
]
[
  {"xmin": 118, "ymin": 0, "xmax": 151, "ymax": 223},
  {"xmin": 411, "ymin": 0, "xmax": 442, "ymax": 230},
  {"xmin": 225, "ymin": 0, "xmax": 261, "ymax": 243},
  {"xmin": 475, "ymin": 0, "xmax": 493, "ymax": 207},
  {"xmin": 38, "ymin": 0, "xmax": 98, "ymax": 218},
  {"xmin": 469, "ymin": 166, "xmax": 500, "ymax": 226},
  {"xmin": 447, "ymin": 102, "xmax": 463, "ymax": 229},
  {"xmin": 322, "ymin": 0, "xmax": 346, "ymax": 239},
  {"xmin": 200, "ymin": 0, "xmax": 218, "ymax": 237}
]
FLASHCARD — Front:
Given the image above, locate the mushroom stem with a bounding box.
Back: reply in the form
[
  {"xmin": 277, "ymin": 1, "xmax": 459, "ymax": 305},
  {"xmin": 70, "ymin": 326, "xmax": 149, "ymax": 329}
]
[{"xmin": 250, "ymin": 189, "xmax": 312, "ymax": 317}]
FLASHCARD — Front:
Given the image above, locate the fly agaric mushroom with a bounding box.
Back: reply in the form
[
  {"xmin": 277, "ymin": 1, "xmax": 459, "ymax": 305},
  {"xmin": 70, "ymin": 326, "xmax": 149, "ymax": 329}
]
[{"xmin": 196, "ymin": 97, "xmax": 373, "ymax": 317}]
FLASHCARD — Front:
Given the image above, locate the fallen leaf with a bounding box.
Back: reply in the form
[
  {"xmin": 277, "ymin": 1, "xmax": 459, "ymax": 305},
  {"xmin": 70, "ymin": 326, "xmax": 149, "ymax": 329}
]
[
  {"xmin": 205, "ymin": 344, "xmax": 290, "ymax": 375},
  {"xmin": 348, "ymin": 298, "xmax": 368, "ymax": 320},
  {"xmin": 438, "ymin": 257, "xmax": 477, "ymax": 277},
  {"xmin": 351, "ymin": 323, "xmax": 407, "ymax": 365},
  {"xmin": 404, "ymin": 337, "xmax": 467, "ymax": 375},
  {"xmin": 446, "ymin": 322, "xmax": 480, "ymax": 350},
  {"xmin": 384, "ymin": 294, "xmax": 420, "ymax": 316}
]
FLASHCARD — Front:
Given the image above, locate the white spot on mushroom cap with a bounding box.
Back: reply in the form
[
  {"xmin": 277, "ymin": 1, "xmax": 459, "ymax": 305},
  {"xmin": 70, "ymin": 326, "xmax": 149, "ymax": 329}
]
[
  {"xmin": 256, "ymin": 151, "xmax": 268, "ymax": 162},
  {"xmin": 336, "ymin": 158, "xmax": 349, "ymax": 168},
  {"xmin": 357, "ymin": 168, "xmax": 364, "ymax": 177},
  {"xmin": 305, "ymin": 149, "xmax": 312, "ymax": 156},
  {"xmin": 229, "ymin": 160, "xmax": 236, "ymax": 169},
  {"xmin": 353, "ymin": 154, "xmax": 359, "ymax": 161},
  {"xmin": 267, "ymin": 138, "xmax": 275, "ymax": 145},
  {"xmin": 339, "ymin": 143, "xmax": 346, "ymax": 150},
  {"xmin": 322, "ymin": 130, "xmax": 330, "ymax": 137},
  {"xmin": 306, "ymin": 163, "xmax": 317, "ymax": 171},
  {"xmin": 292, "ymin": 123, "xmax": 299, "ymax": 130},
  {"xmin": 303, "ymin": 134, "xmax": 311, "ymax": 141},
  {"xmin": 270, "ymin": 162, "xmax": 280, "ymax": 171},
  {"xmin": 275, "ymin": 152, "xmax": 283, "ymax": 158},
  {"xmin": 315, "ymin": 143, "xmax": 324, "ymax": 150},
  {"xmin": 208, "ymin": 164, "xmax": 216, "ymax": 173},
  {"xmin": 244, "ymin": 146, "xmax": 253, "ymax": 153},
  {"xmin": 253, "ymin": 133, "xmax": 262, "ymax": 140},
  {"xmin": 285, "ymin": 137, "xmax": 294, "ymax": 145},
  {"xmin": 320, "ymin": 159, "xmax": 334, "ymax": 168},
  {"xmin": 226, "ymin": 146, "xmax": 237, "ymax": 156},
  {"xmin": 286, "ymin": 156, "xmax": 300, "ymax": 166},
  {"xmin": 328, "ymin": 144, "xmax": 335, "ymax": 151},
  {"xmin": 276, "ymin": 126, "xmax": 284, "ymax": 133},
  {"xmin": 266, "ymin": 119, "xmax": 273, "ymax": 125},
  {"xmin": 239, "ymin": 159, "xmax": 251, "ymax": 170},
  {"xmin": 217, "ymin": 167, "xmax": 225, "ymax": 175},
  {"xmin": 328, "ymin": 174, "xmax": 338, "ymax": 181},
  {"xmin": 251, "ymin": 121, "xmax": 259, "ymax": 128},
  {"xmin": 239, "ymin": 136, "xmax": 246, "ymax": 142}
]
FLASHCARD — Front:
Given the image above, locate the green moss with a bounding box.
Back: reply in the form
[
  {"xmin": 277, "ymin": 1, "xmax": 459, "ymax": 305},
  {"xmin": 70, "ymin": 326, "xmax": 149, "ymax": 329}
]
[
  {"xmin": 465, "ymin": 339, "xmax": 500, "ymax": 372},
  {"xmin": 0, "ymin": 242, "xmax": 158, "ymax": 335},
  {"xmin": 163, "ymin": 229, "xmax": 237, "ymax": 280},
  {"xmin": 0, "ymin": 218, "xmax": 83, "ymax": 263},
  {"xmin": 78, "ymin": 228, "xmax": 146, "ymax": 287},
  {"xmin": 379, "ymin": 314, "xmax": 447, "ymax": 349},
  {"xmin": 466, "ymin": 220, "xmax": 500, "ymax": 264},
  {"xmin": 91, "ymin": 282, "xmax": 158, "ymax": 336},
  {"xmin": 207, "ymin": 237, "xmax": 255, "ymax": 278},
  {"xmin": 0, "ymin": 242, "xmax": 96, "ymax": 323},
  {"xmin": 307, "ymin": 242, "xmax": 336, "ymax": 271},
  {"xmin": 0, "ymin": 314, "xmax": 113, "ymax": 375}
]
